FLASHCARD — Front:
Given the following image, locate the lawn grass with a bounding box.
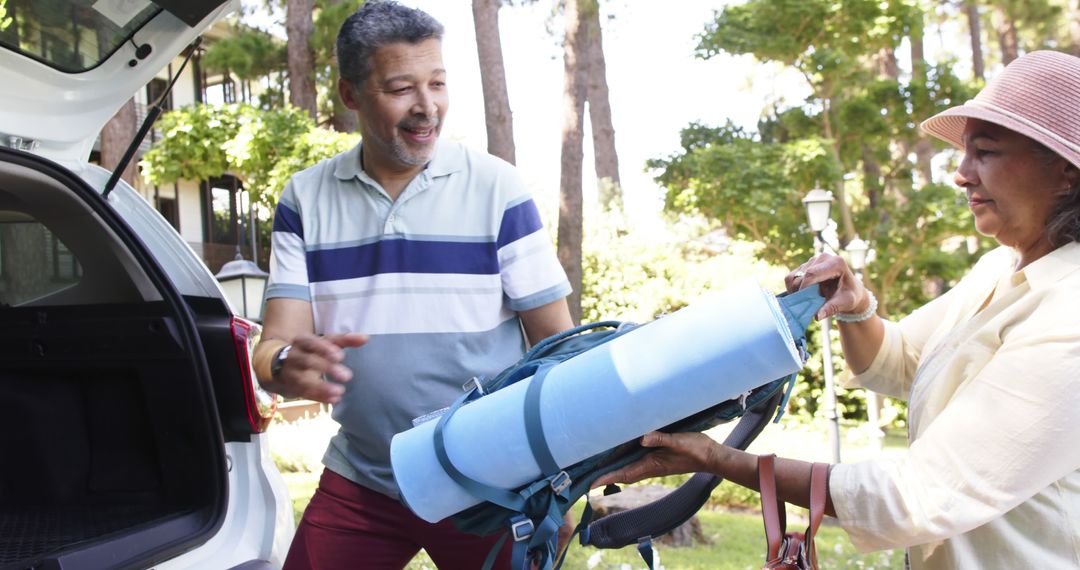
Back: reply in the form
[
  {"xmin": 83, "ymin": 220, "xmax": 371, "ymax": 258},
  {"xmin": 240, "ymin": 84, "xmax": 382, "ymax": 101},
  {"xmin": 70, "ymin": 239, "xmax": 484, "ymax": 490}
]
[{"xmin": 282, "ymin": 471, "xmax": 902, "ymax": 569}]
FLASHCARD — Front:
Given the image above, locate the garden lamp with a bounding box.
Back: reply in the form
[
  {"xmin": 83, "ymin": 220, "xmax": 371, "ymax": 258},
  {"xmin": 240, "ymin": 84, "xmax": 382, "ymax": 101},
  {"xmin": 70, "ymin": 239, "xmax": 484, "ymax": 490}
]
[
  {"xmin": 802, "ymin": 188, "xmax": 834, "ymax": 233},
  {"xmin": 215, "ymin": 254, "xmax": 269, "ymax": 322}
]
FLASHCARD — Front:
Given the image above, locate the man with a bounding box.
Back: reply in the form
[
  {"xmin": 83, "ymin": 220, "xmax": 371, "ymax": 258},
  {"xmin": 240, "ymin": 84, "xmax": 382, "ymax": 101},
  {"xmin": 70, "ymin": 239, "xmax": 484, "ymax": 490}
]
[{"xmin": 253, "ymin": 2, "xmax": 574, "ymax": 568}]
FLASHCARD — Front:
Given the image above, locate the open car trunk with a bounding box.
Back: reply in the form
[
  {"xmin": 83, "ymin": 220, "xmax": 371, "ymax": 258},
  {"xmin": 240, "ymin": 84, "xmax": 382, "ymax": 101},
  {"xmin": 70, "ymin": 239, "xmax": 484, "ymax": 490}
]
[{"xmin": 0, "ymin": 150, "xmax": 226, "ymax": 570}]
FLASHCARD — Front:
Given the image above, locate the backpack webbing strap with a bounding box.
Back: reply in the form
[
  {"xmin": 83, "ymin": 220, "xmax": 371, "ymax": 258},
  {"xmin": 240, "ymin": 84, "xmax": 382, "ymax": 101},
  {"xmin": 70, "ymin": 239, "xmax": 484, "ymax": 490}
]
[
  {"xmin": 434, "ymin": 381, "xmax": 573, "ymax": 570},
  {"xmin": 637, "ymin": 536, "xmax": 656, "ymax": 570},
  {"xmin": 433, "ymin": 388, "xmax": 528, "ymax": 513},
  {"xmin": 524, "ymin": 362, "xmax": 561, "ymax": 475},
  {"xmin": 522, "ymin": 320, "xmax": 622, "ymax": 362},
  {"xmin": 582, "ymin": 389, "xmax": 783, "ymax": 549}
]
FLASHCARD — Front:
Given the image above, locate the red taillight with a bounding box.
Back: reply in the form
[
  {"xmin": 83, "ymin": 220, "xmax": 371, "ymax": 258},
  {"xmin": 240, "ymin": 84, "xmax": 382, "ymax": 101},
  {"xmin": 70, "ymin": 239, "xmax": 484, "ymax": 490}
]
[{"xmin": 230, "ymin": 317, "xmax": 278, "ymax": 433}]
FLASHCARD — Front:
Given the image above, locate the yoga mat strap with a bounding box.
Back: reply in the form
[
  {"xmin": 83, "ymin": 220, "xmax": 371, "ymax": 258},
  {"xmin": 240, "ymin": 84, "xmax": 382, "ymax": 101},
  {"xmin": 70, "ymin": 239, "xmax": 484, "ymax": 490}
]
[
  {"xmin": 433, "ymin": 389, "xmax": 527, "ymax": 513},
  {"xmin": 524, "ymin": 363, "xmax": 561, "ymax": 476}
]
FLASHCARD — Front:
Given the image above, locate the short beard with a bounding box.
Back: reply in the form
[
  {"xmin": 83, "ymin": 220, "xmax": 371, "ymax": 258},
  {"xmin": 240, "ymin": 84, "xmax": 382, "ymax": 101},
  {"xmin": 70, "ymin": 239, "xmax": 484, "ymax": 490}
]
[{"xmin": 390, "ymin": 116, "xmax": 440, "ymax": 167}]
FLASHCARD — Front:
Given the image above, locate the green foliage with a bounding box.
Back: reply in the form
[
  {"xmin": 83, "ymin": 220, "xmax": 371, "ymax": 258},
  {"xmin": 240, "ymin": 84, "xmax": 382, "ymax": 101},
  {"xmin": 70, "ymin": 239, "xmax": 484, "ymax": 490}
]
[
  {"xmin": 649, "ymin": 0, "xmax": 1002, "ymax": 426},
  {"xmin": 654, "ymin": 1, "xmax": 990, "ymax": 319},
  {"xmin": 580, "ymin": 204, "xmax": 787, "ymax": 324},
  {"xmin": 649, "ymin": 122, "xmax": 834, "ymax": 271},
  {"xmin": 141, "ymin": 103, "xmax": 358, "ymax": 205},
  {"xmin": 697, "ymin": 0, "xmax": 919, "ymax": 89},
  {"xmin": 0, "ymin": 0, "xmax": 11, "ymax": 31},
  {"xmin": 202, "ymin": 27, "xmax": 286, "ymax": 82}
]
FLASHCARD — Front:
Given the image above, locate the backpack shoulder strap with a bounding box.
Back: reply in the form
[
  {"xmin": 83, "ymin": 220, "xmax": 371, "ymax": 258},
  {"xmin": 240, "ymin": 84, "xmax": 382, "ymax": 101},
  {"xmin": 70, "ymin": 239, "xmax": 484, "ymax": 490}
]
[
  {"xmin": 580, "ymin": 389, "xmax": 782, "ymax": 549},
  {"xmin": 579, "ymin": 286, "xmax": 824, "ymax": 551}
]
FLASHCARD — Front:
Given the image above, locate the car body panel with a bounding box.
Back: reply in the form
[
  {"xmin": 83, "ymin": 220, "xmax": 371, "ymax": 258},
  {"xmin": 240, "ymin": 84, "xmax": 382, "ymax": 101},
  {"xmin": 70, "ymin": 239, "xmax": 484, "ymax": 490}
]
[
  {"xmin": 0, "ymin": 1, "xmax": 238, "ymax": 169},
  {"xmin": 155, "ymin": 437, "xmax": 295, "ymax": 569}
]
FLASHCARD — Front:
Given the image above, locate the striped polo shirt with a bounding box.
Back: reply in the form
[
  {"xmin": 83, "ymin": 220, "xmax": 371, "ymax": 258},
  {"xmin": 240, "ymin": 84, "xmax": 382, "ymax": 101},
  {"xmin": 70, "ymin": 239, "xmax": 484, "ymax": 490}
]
[{"xmin": 266, "ymin": 139, "xmax": 571, "ymax": 498}]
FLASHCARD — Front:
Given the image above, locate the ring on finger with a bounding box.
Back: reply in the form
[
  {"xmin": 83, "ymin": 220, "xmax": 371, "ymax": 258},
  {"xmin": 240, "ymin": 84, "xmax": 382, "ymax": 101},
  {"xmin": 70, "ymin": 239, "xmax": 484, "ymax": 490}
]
[{"xmin": 793, "ymin": 270, "xmax": 806, "ymax": 280}]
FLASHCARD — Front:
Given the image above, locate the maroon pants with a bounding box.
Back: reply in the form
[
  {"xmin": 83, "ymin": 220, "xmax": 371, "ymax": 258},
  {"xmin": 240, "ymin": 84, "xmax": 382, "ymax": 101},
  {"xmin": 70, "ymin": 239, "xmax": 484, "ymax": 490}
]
[{"xmin": 284, "ymin": 469, "xmax": 512, "ymax": 569}]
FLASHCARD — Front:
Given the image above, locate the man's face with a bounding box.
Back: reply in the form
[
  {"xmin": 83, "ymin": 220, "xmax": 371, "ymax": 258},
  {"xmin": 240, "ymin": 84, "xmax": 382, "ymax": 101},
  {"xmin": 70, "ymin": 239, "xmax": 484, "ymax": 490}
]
[{"xmin": 341, "ymin": 38, "xmax": 448, "ymax": 173}]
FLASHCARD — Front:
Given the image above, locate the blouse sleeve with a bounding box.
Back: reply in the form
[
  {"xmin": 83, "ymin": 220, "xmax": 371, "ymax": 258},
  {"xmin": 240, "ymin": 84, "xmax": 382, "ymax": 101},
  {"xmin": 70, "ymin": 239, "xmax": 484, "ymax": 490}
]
[
  {"xmin": 830, "ymin": 312, "xmax": 1080, "ymax": 551},
  {"xmin": 842, "ymin": 286, "xmax": 958, "ymax": 400}
]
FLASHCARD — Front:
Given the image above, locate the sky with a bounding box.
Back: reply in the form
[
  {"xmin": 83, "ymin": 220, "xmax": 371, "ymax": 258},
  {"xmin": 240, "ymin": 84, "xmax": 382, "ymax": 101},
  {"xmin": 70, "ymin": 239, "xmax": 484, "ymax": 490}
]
[{"xmin": 396, "ymin": 1, "xmax": 810, "ymax": 222}]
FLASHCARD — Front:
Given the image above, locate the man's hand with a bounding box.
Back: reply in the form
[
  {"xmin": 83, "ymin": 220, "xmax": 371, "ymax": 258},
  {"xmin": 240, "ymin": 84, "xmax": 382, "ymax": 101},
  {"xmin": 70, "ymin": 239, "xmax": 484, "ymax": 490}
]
[{"xmin": 262, "ymin": 333, "xmax": 368, "ymax": 404}]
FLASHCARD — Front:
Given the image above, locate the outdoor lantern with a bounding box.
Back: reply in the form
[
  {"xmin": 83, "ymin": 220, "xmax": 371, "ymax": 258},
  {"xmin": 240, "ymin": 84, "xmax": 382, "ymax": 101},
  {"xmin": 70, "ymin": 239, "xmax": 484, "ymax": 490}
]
[
  {"xmin": 215, "ymin": 256, "xmax": 269, "ymax": 321},
  {"xmin": 802, "ymin": 188, "xmax": 835, "ymax": 233},
  {"xmin": 846, "ymin": 235, "xmax": 870, "ymax": 271}
]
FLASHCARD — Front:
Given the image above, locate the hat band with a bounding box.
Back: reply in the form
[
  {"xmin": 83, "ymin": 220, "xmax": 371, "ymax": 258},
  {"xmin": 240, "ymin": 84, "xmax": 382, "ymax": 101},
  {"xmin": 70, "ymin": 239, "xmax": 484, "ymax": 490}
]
[{"xmin": 966, "ymin": 99, "xmax": 1080, "ymax": 156}]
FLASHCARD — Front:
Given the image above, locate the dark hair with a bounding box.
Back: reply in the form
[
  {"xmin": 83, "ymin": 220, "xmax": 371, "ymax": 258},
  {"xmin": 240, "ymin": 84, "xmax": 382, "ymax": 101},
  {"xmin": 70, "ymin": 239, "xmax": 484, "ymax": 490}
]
[
  {"xmin": 1032, "ymin": 142, "xmax": 1080, "ymax": 246},
  {"xmin": 336, "ymin": 1, "xmax": 444, "ymax": 86}
]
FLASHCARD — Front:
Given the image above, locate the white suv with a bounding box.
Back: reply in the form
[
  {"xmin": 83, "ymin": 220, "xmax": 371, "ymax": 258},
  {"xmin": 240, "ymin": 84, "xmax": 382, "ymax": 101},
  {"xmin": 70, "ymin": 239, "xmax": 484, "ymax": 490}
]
[{"xmin": 0, "ymin": 2, "xmax": 294, "ymax": 568}]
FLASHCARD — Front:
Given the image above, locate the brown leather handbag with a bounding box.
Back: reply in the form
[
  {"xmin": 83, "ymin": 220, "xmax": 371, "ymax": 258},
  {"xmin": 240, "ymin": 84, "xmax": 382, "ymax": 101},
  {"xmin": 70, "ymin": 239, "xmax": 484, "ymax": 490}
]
[{"xmin": 758, "ymin": 454, "xmax": 829, "ymax": 569}]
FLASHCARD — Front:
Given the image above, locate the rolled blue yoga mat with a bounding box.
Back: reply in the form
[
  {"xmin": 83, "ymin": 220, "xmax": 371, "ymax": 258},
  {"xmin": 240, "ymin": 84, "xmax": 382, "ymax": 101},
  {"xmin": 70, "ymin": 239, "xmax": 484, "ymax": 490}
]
[{"xmin": 390, "ymin": 279, "xmax": 803, "ymax": 523}]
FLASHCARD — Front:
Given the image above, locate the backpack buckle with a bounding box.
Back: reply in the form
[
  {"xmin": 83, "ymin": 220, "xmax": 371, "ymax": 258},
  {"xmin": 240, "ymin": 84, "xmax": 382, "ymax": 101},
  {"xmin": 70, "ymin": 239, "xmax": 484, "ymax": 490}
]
[
  {"xmin": 549, "ymin": 471, "xmax": 571, "ymax": 494},
  {"xmin": 510, "ymin": 515, "xmax": 534, "ymax": 542},
  {"xmin": 462, "ymin": 376, "xmax": 485, "ymax": 396}
]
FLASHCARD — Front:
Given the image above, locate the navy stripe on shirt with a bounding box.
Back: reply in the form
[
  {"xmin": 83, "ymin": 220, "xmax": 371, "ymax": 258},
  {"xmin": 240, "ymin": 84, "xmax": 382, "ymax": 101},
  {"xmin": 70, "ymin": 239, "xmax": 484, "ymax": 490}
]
[
  {"xmin": 306, "ymin": 238, "xmax": 500, "ymax": 282},
  {"xmin": 496, "ymin": 199, "xmax": 543, "ymax": 250},
  {"xmin": 273, "ymin": 203, "xmax": 304, "ymax": 238}
]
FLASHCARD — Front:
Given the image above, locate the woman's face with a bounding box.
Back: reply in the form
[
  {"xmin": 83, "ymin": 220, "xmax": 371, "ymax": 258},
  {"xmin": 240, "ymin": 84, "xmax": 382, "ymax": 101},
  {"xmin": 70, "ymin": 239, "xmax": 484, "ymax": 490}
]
[{"xmin": 954, "ymin": 119, "xmax": 1074, "ymax": 252}]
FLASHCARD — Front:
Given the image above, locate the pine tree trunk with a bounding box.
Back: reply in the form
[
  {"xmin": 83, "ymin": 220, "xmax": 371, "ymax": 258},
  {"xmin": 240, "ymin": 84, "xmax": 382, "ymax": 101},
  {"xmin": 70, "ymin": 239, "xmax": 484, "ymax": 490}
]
[
  {"xmin": 993, "ymin": 5, "xmax": 1019, "ymax": 65},
  {"xmin": 473, "ymin": 0, "xmax": 516, "ymax": 164},
  {"xmin": 558, "ymin": 0, "xmax": 588, "ymax": 325},
  {"xmin": 287, "ymin": 0, "xmax": 318, "ymax": 120},
  {"xmin": 966, "ymin": 1, "xmax": 985, "ymax": 80},
  {"xmin": 582, "ymin": 3, "xmax": 620, "ymax": 209},
  {"xmin": 100, "ymin": 98, "xmax": 138, "ymax": 186},
  {"xmin": 327, "ymin": 0, "xmax": 358, "ymax": 132},
  {"xmin": 1070, "ymin": 0, "xmax": 1080, "ymax": 56},
  {"xmin": 909, "ymin": 21, "xmax": 934, "ymax": 187}
]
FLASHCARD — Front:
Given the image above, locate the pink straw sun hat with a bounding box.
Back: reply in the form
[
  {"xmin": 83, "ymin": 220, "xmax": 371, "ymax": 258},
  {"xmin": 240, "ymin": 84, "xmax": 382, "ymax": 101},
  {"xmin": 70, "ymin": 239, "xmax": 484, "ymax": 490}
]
[{"xmin": 920, "ymin": 50, "xmax": 1080, "ymax": 170}]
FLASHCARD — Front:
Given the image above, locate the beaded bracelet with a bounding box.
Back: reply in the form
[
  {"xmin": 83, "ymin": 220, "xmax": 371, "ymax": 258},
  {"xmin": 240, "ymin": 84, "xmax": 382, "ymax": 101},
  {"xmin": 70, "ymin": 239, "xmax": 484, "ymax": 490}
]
[{"xmin": 835, "ymin": 290, "xmax": 878, "ymax": 323}]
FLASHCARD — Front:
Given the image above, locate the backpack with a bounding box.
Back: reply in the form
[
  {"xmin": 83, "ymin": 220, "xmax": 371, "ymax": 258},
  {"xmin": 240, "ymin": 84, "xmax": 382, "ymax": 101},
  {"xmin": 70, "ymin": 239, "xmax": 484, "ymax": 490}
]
[{"xmin": 434, "ymin": 285, "xmax": 825, "ymax": 570}]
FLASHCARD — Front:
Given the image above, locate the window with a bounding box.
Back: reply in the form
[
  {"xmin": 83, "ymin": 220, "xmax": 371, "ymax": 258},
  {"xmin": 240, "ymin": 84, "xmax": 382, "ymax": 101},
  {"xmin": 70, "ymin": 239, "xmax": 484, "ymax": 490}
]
[
  {"xmin": 146, "ymin": 77, "xmax": 172, "ymax": 110},
  {"xmin": 157, "ymin": 196, "xmax": 179, "ymax": 231},
  {"xmin": 0, "ymin": 0, "xmax": 161, "ymax": 72},
  {"xmin": 0, "ymin": 211, "xmax": 82, "ymax": 307}
]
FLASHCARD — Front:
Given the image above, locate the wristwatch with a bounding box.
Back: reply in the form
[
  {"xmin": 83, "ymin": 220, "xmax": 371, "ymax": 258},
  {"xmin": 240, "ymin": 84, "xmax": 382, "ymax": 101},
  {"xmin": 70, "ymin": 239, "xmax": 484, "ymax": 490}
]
[{"xmin": 270, "ymin": 344, "xmax": 292, "ymax": 378}]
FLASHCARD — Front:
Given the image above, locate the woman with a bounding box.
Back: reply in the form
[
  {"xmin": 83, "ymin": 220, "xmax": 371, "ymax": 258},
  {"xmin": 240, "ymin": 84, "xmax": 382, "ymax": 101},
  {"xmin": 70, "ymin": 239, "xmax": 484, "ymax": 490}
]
[{"xmin": 594, "ymin": 50, "xmax": 1080, "ymax": 569}]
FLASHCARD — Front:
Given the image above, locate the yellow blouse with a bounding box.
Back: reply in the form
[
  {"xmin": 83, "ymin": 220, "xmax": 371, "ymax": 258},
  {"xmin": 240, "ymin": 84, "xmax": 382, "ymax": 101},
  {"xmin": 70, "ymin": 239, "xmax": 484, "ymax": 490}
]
[{"xmin": 830, "ymin": 242, "xmax": 1080, "ymax": 569}]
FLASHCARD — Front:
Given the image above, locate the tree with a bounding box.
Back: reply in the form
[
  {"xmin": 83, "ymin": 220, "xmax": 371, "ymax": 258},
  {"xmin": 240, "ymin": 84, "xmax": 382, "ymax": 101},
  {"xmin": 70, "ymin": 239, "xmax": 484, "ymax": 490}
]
[
  {"xmin": 985, "ymin": 0, "xmax": 1065, "ymax": 66},
  {"xmin": 582, "ymin": 2, "xmax": 620, "ymax": 209},
  {"xmin": 472, "ymin": 0, "xmax": 516, "ymax": 163},
  {"xmin": 1072, "ymin": 0, "xmax": 1080, "ymax": 55},
  {"xmin": 202, "ymin": 26, "xmax": 287, "ymax": 106},
  {"xmin": 100, "ymin": 99, "xmax": 138, "ymax": 185},
  {"xmin": 992, "ymin": 3, "xmax": 1020, "ymax": 63},
  {"xmin": 310, "ymin": 0, "xmax": 365, "ymax": 132},
  {"xmin": 140, "ymin": 104, "xmax": 357, "ymax": 207},
  {"xmin": 558, "ymin": 0, "xmax": 588, "ymax": 324},
  {"xmin": 286, "ymin": 0, "xmax": 318, "ymax": 119},
  {"xmin": 965, "ymin": 0, "xmax": 985, "ymax": 80},
  {"xmin": 658, "ymin": 0, "xmax": 982, "ymax": 322}
]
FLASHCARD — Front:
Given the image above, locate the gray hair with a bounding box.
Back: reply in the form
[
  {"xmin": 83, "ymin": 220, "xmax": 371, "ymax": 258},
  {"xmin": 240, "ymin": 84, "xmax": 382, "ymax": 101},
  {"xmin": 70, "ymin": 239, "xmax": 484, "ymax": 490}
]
[
  {"xmin": 336, "ymin": 1, "xmax": 445, "ymax": 86},
  {"xmin": 1033, "ymin": 142, "xmax": 1080, "ymax": 246}
]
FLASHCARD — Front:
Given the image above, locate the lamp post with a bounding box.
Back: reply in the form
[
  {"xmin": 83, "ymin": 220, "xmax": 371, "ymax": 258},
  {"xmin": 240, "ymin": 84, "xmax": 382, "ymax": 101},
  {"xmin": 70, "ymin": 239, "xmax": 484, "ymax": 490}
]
[
  {"xmin": 215, "ymin": 255, "xmax": 269, "ymax": 321},
  {"xmin": 802, "ymin": 188, "xmax": 841, "ymax": 463},
  {"xmin": 215, "ymin": 189, "xmax": 268, "ymax": 321},
  {"xmin": 845, "ymin": 236, "xmax": 883, "ymax": 452}
]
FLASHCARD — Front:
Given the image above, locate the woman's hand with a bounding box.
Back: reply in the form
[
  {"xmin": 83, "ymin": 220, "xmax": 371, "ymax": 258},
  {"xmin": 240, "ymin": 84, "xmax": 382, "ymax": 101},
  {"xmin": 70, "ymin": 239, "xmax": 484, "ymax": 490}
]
[
  {"xmin": 591, "ymin": 432, "xmax": 723, "ymax": 488},
  {"xmin": 785, "ymin": 253, "xmax": 870, "ymax": 320}
]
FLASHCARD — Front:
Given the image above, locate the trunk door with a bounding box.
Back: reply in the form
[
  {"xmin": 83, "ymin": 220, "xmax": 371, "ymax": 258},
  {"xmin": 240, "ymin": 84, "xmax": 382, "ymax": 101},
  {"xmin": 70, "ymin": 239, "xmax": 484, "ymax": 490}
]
[{"xmin": 0, "ymin": 0, "xmax": 235, "ymax": 169}]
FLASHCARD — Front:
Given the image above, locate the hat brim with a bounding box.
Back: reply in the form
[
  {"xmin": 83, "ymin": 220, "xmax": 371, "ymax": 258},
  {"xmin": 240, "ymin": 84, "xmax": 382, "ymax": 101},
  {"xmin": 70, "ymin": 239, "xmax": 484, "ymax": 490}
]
[{"xmin": 921, "ymin": 104, "xmax": 1080, "ymax": 170}]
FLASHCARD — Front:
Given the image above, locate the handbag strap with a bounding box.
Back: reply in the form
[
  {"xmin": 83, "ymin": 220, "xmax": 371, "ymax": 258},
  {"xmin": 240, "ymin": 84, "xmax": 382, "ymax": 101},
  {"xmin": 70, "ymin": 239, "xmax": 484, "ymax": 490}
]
[
  {"xmin": 803, "ymin": 462, "xmax": 829, "ymax": 567},
  {"xmin": 757, "ymin": 454, "xmax": 786, "ymax": 561}
]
